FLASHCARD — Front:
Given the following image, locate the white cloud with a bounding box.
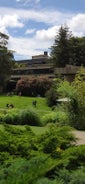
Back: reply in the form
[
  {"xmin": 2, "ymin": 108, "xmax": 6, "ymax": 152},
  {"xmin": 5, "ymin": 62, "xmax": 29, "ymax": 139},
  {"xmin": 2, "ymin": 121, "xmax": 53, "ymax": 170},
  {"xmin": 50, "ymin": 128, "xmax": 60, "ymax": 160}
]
[
  {"xmin": 16, "ymin": 0, "xmax": 40, "ymax": 4},
  {"xmin": 35, "ymin": 26, "xmax": 60, "ymax": 41},
  {"xmin": 0, "ymin": 7, "xmax": 72, "ymax": 25},
  {"xmin": 0, "ymin": 6, "xmax": 85, "ymax": 59},
  {"xmin": 25, "ymin": 28, "xmax": 35, "ymax": 34},
  {"xmin": 8, "ymin": 25, "xmax": 60, "ymax": 59},
  {"xmin": 9, "ymin": 33, "xmax": 52, "ymax": 59},
  {"xmin": 68, "ymin": 14, "xmax": 85, "ymax": 37},
  {"xmin": 0, "ymin": 14, "xmax": 24, "ymax": 33}
]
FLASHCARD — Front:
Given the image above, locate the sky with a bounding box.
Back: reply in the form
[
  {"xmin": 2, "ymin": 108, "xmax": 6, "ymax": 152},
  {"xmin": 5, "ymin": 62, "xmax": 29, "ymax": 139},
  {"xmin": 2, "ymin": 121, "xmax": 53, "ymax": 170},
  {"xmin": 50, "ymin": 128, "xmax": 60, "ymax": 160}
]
[{"xmin": 0, "ymin": 0, "xmax": 85, "ymax": 60}]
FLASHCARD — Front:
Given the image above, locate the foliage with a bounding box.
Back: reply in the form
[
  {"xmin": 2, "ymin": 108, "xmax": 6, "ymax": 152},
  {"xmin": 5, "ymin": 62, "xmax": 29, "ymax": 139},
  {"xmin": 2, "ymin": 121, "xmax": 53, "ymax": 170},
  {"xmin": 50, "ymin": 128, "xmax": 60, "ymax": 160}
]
[
  {"xmin": 69, "ymin": 167, "xmax": 85, "ymax": 184},
  {"xmin": 19, "ymin": 109, "xmax": 41, "ymax": 126},
  {"xmin": 0, "ymin": 122, "xmax": 84, "ymax": 183},
  {"xmin": 51, "ymin": 25, "xmax": 72, "ymax": 67},
  {"xmin": 0, "ymin": 124, "xmax": 75, "ymax": 161},
  {"xmin": 69, "ymin": 68, "xmax": 85, "ymax": 129},
  {"xmin": 60, "ymin": 145, "xmax": 85, "ymax": 170},
  {"xmin": 41, "ymin": 109, "xmax": 69, "ymax": 126},
  {"xmin": 57, "ymin": 68, "xmax": 85, "ymax": 130},
  {"xmin": 0, "ymin": 156, "xmax": 55, "ymax": 184},
  {"xmin": 51, "ymin": 25, "xmax": 85, "ymax": 67},
  {"xmin": 45, "ymin": 78, "xmax": 61, "ymax": 107},
  {"xmin": 69, "ymin": 36, "xmax": 85, "ymax": 66},
  {"xmin": 0, "ymin": 92, "xmax": 85, "ymax": 183},
  {"xmin": 16, "ymin": 76, "xmax": 52, "ymax": 97},
  {"xmin": 0, "ymin": 108, "xmax": 41, "ymax": 126},
  {"xmin": 45, "ymin": 88, "xmax": 57, "ymax": 107},
  {"xmin": 47, "ymin": 145, "xmax": 85, "ymax": 182},
  {"xmin": 0, "ymin": 32, "xmax": 14, "ymax": 92},
  {"xmin": 37, "ymin": 125, "xmax": 75, "ymax": 158},
  {"xmin": 54, "ymin": 167, "xmax": 85, "ymax": 184},
  {"xmin": 35, "ymin": 177, "xmax": 63, "ymax": 184}
]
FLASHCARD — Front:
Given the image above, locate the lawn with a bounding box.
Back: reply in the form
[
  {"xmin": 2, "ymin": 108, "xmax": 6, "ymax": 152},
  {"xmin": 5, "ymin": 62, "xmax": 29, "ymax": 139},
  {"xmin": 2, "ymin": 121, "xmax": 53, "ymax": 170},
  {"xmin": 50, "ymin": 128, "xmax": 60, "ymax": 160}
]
[
  {"xmin": 0, "ymin": 95, "xmax": 52, "ymax": 134},
  {"xmin": 0, "ymin": 95, "xmax": 51, "ymax": 111}
]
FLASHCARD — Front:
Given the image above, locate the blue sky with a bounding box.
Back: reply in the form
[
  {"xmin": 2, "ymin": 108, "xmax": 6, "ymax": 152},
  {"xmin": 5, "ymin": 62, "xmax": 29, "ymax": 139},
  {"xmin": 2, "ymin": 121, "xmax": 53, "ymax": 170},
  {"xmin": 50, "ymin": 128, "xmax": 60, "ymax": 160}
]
[{"xmin": 0, "ymin": 0, "xmax": 85, "ymax": 60}]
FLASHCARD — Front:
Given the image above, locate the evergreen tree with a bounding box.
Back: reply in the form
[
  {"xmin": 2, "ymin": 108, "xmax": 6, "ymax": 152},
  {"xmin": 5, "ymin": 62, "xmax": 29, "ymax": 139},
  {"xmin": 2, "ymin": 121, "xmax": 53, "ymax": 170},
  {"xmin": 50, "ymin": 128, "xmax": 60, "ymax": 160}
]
[{"xmin": 51, "ymin": 25, "xmax": 72, "ymax": 67}]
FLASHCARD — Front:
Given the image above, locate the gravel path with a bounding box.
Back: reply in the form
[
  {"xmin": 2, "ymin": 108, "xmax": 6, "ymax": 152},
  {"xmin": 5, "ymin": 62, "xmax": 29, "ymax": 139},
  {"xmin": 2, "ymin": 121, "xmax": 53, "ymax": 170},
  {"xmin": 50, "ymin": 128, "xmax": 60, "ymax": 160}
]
[{"xmin": 73, "ymin": 130, "xmax": 85, "ymax": 145}]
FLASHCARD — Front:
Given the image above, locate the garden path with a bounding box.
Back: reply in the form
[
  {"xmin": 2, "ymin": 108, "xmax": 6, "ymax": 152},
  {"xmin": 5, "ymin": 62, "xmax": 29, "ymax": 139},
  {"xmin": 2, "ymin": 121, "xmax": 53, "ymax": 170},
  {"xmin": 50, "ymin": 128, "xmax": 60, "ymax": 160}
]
[{"xmin": 73, "ymin": 130, "xmax": 85, "ymax": 145}]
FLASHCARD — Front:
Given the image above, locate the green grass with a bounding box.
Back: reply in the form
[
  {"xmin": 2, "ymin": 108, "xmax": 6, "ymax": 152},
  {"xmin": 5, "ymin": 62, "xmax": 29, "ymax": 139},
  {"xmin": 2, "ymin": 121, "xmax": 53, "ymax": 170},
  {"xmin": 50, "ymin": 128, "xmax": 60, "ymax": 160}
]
[
  {"xmin": 0, "ymin": 95, "xmax": 51, "ymax": 112},
  {"xmin": 0, "ymin": 96, "xmax": 52, "ymax": 125},
  {"xmin": 0, "ymin": 95, "xmax": 52, "ymax": 131}
]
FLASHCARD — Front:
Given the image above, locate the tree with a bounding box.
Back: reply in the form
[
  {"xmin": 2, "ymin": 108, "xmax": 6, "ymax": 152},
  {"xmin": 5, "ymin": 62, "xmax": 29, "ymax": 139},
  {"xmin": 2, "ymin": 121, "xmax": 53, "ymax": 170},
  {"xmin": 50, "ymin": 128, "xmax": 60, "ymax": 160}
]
[
  {"xmin": 51, "ymin": 25, "xmax": 72, "ymax": 67},
  {"xmin": 69, "ymin": 37, "xmax": 85, "ymax": 66},
  {"xmin": 45, "ymin": 78, "xmax": 61, "ymax": 107},
  {"xmin": 0, "ymin": 32, "xmax": 14, "ymax": 92},
  {"xmin": 51, "ymin": 24, "xmax": 85, "ymax": 67},
  {"xmin": 57, "ymin": 67, "xmax": 85, "ymax": 130}
]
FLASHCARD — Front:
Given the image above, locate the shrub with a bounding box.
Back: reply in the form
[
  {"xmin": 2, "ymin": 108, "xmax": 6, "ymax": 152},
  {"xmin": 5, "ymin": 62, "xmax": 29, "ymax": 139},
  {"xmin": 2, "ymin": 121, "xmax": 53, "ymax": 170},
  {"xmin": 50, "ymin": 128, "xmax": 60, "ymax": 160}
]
[
  {"xmin": 57, "ymin": 68, "xmax": 85, "ymax": 130},
  {"xmin": 0, "ymin": 156, "xmax": 55, "ymax": 184},
  {"xmin": 16, "ymin": 76, "xmax": 52, "ymax": 97},
  {"xmin": 54, "ymin": 167, "xmax": 85, "ymax": 184},
  {"xmin": 69, "ymin": 167, "xmax": 85, "ymax": 184},
  {"xmin": 41, "ymin": 112, "xmax": 58, "ymax": 125},
  {"xmin": 19, "ymin": 109, "xmax": 41, "ymax": 126},
  {"xmin": 0, "ymin": 108, "xmax": 41, "ymax": 126},
  {"xmin": 35, "ymin": 178, "xmax": 63, "ymax": 184},
  {"xmin": 46, "ymin": 88, "xmax": 57, "ymax": 107},
  {"xmin": 38, "ymin": 125, "xmax": 75, "ymax": 158},
  {"xmin": 41, "ymin": 110, "xmax": 69, "ymax": 126},
  {"xmin": 3, "ymin": 113, "xmax": 14, "ymax": 124},
  {"xmin": 60, "ymin": 145, "xmax": 85, "ymax": 170}
]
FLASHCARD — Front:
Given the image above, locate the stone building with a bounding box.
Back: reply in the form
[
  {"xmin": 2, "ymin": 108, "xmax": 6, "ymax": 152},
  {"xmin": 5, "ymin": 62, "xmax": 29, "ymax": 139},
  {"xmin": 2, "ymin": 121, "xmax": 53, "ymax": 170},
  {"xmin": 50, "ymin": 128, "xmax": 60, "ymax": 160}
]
[{"xmin": 10, "ymin": 52, "xmax": 85, "ymax": 91}]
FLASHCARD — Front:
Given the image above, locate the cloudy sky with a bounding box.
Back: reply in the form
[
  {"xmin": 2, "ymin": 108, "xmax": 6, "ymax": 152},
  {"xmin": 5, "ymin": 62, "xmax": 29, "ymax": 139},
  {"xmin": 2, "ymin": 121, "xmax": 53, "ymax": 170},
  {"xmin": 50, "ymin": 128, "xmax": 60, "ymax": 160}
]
[{"xmin": 0, "ymin": 0, "xmax": 85, "ymax": 60}]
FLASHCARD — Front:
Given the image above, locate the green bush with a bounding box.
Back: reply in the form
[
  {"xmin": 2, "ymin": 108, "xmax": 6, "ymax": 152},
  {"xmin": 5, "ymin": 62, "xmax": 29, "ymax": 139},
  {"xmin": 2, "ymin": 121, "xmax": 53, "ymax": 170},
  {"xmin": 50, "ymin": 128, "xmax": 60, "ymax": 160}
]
[
  {"xmin": 41, "ymin": 110, "xmax": 69, "ymax": 126},
  {"xmin": 37, "ymin": 125, "xmax": 75, "ymax": 158},
  {"xmin": 19, "ymin": 109, "xmax": 41, "ymax": 126},
  {"xmin": 0, "ymin": 156, "xmax": 55, "ymax": 184},
  {"xmin": 46, "ymin": 88, "xmax": 57, "ymax": 107},
  {"xmin": 57, "ymin": 68, "xmax": 85, "ymax": 130},
  {"xmin": 54, "ymin": 167, "xmax": 85, "ymax": 184},
  {"xmin": 3, "ymin": 114, "xmax": 14, "ymax": 124},
  {"xmin": 0, "ymin": 124, "xmax": 83, "ymax": 184},
  {"xmin": 35, "ymin": 178, "xmax": 63, "ymax": 184},
  {"xmin": 0, "ymin": 108, "xmax": 41, "ymax": 126},
  {"xmin": 69, "ymin": 167, "xmax": 85, "ymax": 184},
  {"xmin": 41, "ymin": 112, "xmax": 57, "ymax": 125},
  {"xmin": 59, "ymin": 145, "xmax": 85, "ymax": 170}
]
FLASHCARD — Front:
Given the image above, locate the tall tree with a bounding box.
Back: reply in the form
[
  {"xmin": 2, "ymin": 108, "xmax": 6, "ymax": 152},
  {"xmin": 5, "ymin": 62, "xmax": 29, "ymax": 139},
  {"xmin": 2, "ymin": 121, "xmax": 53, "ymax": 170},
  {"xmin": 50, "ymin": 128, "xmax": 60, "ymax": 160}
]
[
  {"xmin": 69, "ymin": 37, "xmax": 85, "ymax": 66},
  {"xmin": 0, "ymin": 32, "xmax": 14, "ymax": 92},
  {"xmin": 51, "ymin": 25, "xmax": 72, "ymax": 67}
]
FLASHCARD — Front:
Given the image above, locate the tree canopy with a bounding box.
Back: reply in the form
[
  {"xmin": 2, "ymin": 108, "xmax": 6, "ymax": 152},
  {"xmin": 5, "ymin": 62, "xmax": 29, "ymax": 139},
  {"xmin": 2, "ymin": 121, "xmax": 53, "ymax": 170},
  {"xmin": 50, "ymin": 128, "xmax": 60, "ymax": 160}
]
[
  {"xmin": 51, "ymin": 25, "xmax": 72, "ymax": 67},
  {"xmin": 0, "ymin": 32, "xmax": 14, "ymax": 92},
  {"xmin": 51, "ymin": 25, "xmax": 85, "ymax": 67}
]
